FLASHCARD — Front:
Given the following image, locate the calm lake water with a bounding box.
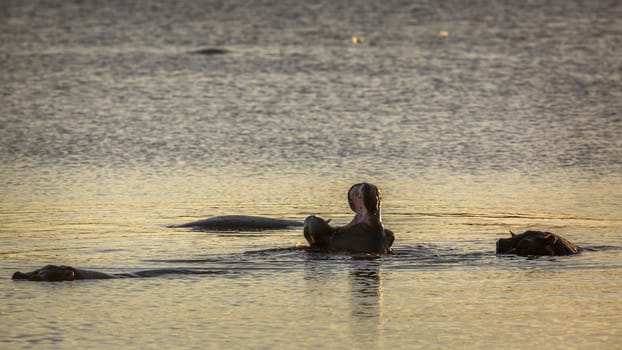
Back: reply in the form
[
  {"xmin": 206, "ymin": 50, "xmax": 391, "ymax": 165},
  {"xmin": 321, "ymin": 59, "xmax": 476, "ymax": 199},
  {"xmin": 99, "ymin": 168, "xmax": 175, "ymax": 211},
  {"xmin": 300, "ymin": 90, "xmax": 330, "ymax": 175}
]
[{"xmin": 1, "ymin": 0, "xmax": 621, "ymax": 348}]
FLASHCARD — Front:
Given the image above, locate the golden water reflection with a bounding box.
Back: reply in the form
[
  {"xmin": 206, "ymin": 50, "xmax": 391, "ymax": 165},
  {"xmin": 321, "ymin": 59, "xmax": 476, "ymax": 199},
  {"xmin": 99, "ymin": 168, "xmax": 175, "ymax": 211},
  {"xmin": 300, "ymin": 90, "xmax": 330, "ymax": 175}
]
[{"xmin": 1, "ymin": 166, "xmax": 621, "ymax": 349}]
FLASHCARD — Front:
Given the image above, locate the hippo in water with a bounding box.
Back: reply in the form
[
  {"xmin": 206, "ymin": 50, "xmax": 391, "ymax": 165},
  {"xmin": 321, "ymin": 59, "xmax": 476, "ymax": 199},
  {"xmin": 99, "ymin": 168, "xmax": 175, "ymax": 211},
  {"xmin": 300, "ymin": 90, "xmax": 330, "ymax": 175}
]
[
  {"xmin": 304, "ymin": 183, "xmax": 395, "ymax": 254},
  {"xmin": 496, "ymin": 230, "xmax": 582, "ymax": 256},
  {"xmin": 13, "ymin": 265, "xmax": 116, "ymax": 281},
  {"xmin": 170, "ymin": 215, "xmax": 304, "ymax": 231},
  {"xmin": 12, "ymin": 264, "xmax": 222, "ymax": 282}
]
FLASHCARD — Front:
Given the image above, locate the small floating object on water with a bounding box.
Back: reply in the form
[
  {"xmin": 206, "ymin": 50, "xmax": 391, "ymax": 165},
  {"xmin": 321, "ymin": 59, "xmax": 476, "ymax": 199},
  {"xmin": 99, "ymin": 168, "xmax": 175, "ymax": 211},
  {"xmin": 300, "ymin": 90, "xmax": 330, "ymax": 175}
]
[
  {"xmin": 191, "ymin": 48, "xmax": 229, "ymax": 55},
  {"xmin": 351, "ymin": 36, "xmax": 364, "ymax": 44},
  {"xmin": 438, "ymin": 31, "xmax": 449, "ymax": 39}
]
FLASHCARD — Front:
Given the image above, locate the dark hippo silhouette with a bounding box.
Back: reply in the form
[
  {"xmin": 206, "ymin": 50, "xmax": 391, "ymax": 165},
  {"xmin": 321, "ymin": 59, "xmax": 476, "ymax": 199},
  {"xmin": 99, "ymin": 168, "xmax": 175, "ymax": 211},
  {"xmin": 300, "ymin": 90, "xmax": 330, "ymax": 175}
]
[
  {"xmin": 170, "ymin": 215, "xmax": 304, "ymax": 231},
  {"xmin": 304, "ymin": 183, "xmax": 395, "ymax": 254},
  {"xmin": 304, "ymin": 215, "xmax": 394, "ymax": 254},
  {"xmin": 496, "ymin": 230, "xmax": 582, "ymax": 256},
  {"xmin": 12, "ymin": 264, "xmax": 223, "ymax": 282},
  {"xmin": 12, "ymin": 265, "xmax": 112, "ymax": 281}
]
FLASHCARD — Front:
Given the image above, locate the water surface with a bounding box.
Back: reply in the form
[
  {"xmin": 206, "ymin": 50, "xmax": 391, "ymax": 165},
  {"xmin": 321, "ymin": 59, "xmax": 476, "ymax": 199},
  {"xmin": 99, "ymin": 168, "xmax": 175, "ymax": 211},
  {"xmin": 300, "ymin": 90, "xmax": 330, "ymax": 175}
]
[{"xmin": 1, "ymin": 0, "xmax": 621, "ymax": 349}]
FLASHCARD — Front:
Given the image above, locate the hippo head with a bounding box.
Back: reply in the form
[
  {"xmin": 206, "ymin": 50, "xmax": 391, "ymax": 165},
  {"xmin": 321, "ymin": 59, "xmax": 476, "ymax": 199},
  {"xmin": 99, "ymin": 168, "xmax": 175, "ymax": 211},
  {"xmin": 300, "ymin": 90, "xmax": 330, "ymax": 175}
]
[
  {"xmin": 303, "ymin": 215, "xmax": 335, "ymax": 249},
  {"xmin": 12, "ymin": 265, "xmax": 76, "ymax": 281},
  {"xmin": 347, "ymin": 183, "xmax": 382, "ymax": 218},
  {"xmin": 496, "ymin": 234, "xmax": 518, "ymax": 254},
  {"xmin": 515, "ymin": 233, "xmax": 557, "ymax": 256},
  {"xmin": 496, "ymin": 231, "xmax": 559, "ymax": 256}
]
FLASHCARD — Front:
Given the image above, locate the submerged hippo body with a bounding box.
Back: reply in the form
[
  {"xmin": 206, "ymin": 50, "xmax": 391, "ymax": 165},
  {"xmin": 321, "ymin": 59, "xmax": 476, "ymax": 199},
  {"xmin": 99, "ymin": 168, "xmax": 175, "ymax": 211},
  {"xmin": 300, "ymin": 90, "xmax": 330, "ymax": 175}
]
[
  {"xmin": 171, "ymin": 215, "xmax": 304, "ymax": 231},
  {"xmin": 304, "ymin": 183, "xmax": 395, "ymax": 254},
  {"xmin": 496, "ymin": 230, "xmax": 582, "ymax": 256},
  {"xmin": 12, "ymin": 265, "xmax": 222, "ymax": 282},
  {"xmin": 12, "ymin": 265, "xmax": 113, "ymax": 281}
]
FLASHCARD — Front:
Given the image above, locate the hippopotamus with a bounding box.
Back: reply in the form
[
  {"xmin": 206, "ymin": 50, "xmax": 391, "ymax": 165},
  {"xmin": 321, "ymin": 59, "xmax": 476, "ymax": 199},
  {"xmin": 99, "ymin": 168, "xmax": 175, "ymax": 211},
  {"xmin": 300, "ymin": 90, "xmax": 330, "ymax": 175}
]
[
  {"xmin": 170, "ymin": 215, "xmax": 304, "ymax": 231},
  {"xmin": 496, "ymin": 230, "xmax": 582, "ymax": 256},
  {"xmin": 304, "ymin": 183, "xmax": 395, "ymax": 254},
  {"xmin": 12, "ymin": 265, "xmax": 113, "ymax": 281},
  {"xmin": 12, "ymin": 264, "xmax": 221, "ymax": 282}
]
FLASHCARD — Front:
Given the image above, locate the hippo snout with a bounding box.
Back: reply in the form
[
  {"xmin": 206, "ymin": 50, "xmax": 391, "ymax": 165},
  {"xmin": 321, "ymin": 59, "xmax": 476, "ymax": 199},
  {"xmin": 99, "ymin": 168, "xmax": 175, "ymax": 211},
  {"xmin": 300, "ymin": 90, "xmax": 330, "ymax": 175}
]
[{"xmin": 12, "ymin": 265, "xmax": 77, "ymax": 281}]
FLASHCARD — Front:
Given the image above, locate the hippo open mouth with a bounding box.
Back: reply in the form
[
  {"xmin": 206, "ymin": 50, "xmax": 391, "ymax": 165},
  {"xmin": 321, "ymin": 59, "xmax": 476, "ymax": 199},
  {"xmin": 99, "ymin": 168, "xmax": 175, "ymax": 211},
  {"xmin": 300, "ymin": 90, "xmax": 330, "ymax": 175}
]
[
  {"xmin": 344, "ymin": 182, "xmax": 382, "ymax": 230},
  {"xmin": 303, "ymin": 183, "xmax": 394, "ymax": 254}
]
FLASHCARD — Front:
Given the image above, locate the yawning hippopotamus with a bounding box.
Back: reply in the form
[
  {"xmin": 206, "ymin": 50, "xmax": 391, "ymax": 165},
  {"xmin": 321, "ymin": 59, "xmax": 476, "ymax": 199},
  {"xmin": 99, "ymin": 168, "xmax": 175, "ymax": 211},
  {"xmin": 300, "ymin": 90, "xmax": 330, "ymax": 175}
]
[
  {"xmin": 496, "ymin": 230, "xmax": 582, "ymax": 256},
  {"xmin": 304, "ymin": 183, "xmax": 395, "ymax": 254}
]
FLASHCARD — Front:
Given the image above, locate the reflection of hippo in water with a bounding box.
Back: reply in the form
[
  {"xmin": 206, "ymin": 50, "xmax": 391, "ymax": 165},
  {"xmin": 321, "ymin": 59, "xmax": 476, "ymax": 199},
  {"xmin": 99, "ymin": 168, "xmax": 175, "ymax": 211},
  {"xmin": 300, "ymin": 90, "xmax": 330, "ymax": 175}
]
[
  {"xmin": 496, "ymin": 230, "xmax": 582, "ymax": 256},
  {"xmin": 12, "ymin": 264, "xmax": 222, "ymax": 282},
  {"xmin": 304, "ymin": 183, "xmax": 395, "ymax": 254},
  {"xmin": 170, "ymin": 215, "xmax": 304, "ymax": 231}
]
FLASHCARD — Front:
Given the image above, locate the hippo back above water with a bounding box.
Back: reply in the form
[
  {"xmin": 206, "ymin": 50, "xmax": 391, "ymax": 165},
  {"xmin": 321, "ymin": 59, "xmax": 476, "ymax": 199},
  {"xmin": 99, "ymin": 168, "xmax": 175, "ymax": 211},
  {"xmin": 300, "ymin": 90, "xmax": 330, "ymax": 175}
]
[
  {"xmin": 12, "ymin": 265, "xmax": 224, "ymax": 282},
  {"xmin": 170, "ymin": 215, "xmax": 303, "ymax": 231},
  {"xmin": 496, "ymin": 230, "xmax": 582, "ymax": 256},
  {"xmin": 12, "ymin": 265, "xmax": 113, "ymax": 281},
  {"xmin": 304, "ymin": 215, "xmax": 394, "ymax": 254}
]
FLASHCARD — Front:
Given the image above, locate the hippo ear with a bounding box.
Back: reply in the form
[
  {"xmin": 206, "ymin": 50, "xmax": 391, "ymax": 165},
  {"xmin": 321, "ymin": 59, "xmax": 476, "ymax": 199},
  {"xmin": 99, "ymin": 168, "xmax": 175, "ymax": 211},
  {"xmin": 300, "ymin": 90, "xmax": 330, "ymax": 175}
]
[
  {"xmin": 326, "ymin": 218, "xmax": 332, "ymax": 224},
  {"xmin": 509, "ymin": 230, "xmax": 515, "ymax": 237},
  {"xmin": 544, "ymin": 233, "xmax": 558, "ymax": 246}
]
